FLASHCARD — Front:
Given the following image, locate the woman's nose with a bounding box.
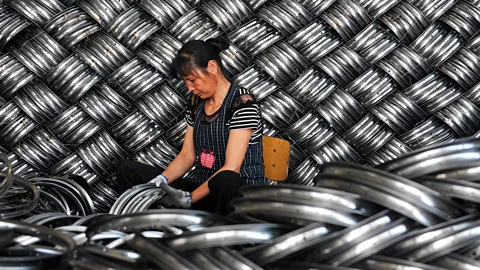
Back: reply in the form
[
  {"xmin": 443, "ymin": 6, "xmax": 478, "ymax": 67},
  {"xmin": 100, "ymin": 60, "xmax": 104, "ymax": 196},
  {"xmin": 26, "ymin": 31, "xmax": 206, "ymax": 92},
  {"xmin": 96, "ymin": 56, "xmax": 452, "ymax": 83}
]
[{"xmin": 185, "ymin": 81, "xmax": 195, "ymax": 91}]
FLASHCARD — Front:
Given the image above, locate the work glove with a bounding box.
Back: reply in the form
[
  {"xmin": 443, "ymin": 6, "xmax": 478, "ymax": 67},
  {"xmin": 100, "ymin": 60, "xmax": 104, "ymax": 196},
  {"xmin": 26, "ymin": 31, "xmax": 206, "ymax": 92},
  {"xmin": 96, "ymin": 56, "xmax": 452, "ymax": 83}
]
[
  {"xmin": 148, "ymin": 174, "xmax": 168, "ymax": 187},
  {"xmin": 158, "ymin": 182, "xmax": 192, "ymax": 208}
]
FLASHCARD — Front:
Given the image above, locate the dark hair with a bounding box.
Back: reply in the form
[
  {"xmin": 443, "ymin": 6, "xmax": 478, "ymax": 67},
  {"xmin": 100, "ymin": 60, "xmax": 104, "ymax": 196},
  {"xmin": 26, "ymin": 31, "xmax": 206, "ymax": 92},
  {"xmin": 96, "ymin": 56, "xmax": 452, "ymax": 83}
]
[{"xmin": 170, "ymin": 37, "xmax": 230, "ymax": 79}]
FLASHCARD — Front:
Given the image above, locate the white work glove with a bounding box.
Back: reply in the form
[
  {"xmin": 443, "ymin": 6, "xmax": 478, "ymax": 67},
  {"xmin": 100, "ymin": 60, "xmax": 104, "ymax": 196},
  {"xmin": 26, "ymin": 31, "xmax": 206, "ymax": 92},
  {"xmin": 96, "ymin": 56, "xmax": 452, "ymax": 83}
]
[
  {"xmin": 148, "ymin": 174, "xmax": 168, "ymax": 187},
  {"xmin": 158, "ymin": 182, "xmax": 192, "ymax": 208}
]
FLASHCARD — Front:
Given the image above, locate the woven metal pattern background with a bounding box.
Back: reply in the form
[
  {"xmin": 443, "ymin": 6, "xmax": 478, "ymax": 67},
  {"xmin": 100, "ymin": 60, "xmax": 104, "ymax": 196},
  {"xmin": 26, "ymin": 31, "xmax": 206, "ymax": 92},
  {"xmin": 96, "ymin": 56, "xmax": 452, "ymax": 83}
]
[{"xmin": 2, "ymin": 0, "xmax": 480, "ymax": 211}]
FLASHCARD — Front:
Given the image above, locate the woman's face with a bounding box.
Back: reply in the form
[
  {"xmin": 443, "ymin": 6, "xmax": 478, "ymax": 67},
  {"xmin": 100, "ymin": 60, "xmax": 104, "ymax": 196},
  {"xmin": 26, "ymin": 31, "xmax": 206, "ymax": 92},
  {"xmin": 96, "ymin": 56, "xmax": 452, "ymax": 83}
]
[{"xmin": 183, "ymin": 62, "xmax": 218, "ymax": 99}]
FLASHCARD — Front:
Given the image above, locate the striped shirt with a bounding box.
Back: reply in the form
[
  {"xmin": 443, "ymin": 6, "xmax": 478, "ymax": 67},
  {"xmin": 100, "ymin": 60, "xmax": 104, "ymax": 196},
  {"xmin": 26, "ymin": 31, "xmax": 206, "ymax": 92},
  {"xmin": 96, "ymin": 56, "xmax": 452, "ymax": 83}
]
[
  {"xmin": 185, "ymin": 86, "xmax": 262, "ymax": 144},
  {"xmin": 184, "ymin": 84, "xmax": 267, "ymax": 184}
]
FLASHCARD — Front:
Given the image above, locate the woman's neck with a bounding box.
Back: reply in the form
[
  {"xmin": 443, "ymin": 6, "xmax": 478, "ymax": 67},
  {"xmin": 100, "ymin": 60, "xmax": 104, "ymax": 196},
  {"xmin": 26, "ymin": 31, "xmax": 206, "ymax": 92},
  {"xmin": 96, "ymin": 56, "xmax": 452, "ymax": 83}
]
[{"xmin": 208, "ymin": 77, "xmax": 231, "ymax": 105}]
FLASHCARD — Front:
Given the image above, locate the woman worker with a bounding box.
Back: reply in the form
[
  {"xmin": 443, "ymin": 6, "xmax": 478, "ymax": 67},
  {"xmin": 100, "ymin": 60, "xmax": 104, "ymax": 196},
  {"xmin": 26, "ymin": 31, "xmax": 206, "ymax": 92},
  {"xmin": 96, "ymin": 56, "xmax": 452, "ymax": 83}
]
[{"xmin": 115, "ymin": 37, "xmax": 268, "ymax": 216}]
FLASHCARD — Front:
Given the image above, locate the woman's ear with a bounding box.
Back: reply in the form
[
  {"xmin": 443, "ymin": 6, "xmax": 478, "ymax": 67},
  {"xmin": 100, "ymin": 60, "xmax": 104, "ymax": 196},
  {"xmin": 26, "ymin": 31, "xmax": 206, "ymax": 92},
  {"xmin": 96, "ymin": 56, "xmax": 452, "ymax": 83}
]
[{"xmin": 207, "ymin": 60, "xmax": 219, "ymax": 75}]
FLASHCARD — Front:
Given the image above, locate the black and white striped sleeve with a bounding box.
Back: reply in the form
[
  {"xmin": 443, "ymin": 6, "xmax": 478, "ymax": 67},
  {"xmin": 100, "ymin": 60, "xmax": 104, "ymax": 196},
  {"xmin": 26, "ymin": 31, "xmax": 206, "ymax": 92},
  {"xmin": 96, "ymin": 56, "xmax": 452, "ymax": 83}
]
[
  {"xmin": 228, "ymin": 92, "xmax": 261, "ymax": 131},
  {"xmin": 229, "ymin": 105, "xmax": 260, "ymax": 130}
]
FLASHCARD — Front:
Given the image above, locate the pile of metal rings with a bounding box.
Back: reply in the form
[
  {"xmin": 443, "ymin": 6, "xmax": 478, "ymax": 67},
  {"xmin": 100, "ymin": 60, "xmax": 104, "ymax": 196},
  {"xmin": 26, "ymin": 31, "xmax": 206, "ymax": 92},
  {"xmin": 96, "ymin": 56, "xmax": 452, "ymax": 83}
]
[
  {"xmin": 2, "ymin": 138, "xmax": 480, "ymax": 269},
  {"xmin": 2, "ymin": 0, "xmax": 480, "ymax": 210}
]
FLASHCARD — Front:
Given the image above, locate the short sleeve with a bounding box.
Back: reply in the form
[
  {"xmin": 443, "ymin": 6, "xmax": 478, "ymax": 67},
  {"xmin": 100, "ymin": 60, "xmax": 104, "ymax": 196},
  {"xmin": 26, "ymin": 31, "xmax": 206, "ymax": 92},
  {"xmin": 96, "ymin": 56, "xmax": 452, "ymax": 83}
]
[
  {"xmin": 185, "ymin": 94, "xmax": 197, "ymax": 127},
  {"xmin": 228, "ymin": 91, "xmax": 261, "ymax": 131}
]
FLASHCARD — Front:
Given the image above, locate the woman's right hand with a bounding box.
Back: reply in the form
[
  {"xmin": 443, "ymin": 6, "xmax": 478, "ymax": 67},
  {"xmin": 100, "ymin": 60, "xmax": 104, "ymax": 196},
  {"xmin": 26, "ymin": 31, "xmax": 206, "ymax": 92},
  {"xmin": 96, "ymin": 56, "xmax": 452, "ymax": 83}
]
[{"xmin": 148, "ymin": 174, "xmax": 168, "ymax": 187}]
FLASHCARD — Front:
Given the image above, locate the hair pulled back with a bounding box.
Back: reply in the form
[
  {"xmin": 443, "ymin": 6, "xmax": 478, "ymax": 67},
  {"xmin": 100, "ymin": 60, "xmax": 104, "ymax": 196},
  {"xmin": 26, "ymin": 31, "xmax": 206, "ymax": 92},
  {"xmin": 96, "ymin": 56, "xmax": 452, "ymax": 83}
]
[{"xmin": 170, "ymin": 36, "xmax": 230, "ymax": 79}]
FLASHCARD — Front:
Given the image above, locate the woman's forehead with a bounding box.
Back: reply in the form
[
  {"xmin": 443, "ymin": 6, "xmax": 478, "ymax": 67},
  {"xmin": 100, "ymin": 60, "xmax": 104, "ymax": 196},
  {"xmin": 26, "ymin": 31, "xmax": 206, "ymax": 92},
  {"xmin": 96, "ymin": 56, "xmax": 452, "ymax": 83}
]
[
  {"xmin": 183, "ymin": 69, "xmax": 202, "ymax": 79},
  {"xmin": 183, "ymin": 73, "xmax": 197, "ymax": 80}
]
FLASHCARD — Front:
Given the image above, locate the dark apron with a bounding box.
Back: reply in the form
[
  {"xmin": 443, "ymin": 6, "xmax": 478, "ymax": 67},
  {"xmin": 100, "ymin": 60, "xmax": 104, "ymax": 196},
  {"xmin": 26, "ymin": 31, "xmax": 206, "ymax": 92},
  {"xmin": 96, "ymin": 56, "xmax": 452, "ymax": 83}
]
[{"xmin": 189, "ymin": 84, "xmax": 266, "ymax": 185}]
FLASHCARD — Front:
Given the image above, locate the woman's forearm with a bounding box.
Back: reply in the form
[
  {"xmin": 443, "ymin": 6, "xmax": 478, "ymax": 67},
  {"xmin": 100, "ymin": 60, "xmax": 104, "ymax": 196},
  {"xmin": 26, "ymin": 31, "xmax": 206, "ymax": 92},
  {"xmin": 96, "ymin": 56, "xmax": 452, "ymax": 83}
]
[
  {"xmin": 191, "ymin": 181, "xmax": 210, "ymax": 203},
  {"xmin": 189, "ymin": 129, "xmax": 251, "ymax": 203},
  {"xmin": 190, "ymin": 166, "xmax": 236, "ymax": 203},
  {"xmin": 161, "ymin": 151, "xmax": 196, "ymax": 183}
]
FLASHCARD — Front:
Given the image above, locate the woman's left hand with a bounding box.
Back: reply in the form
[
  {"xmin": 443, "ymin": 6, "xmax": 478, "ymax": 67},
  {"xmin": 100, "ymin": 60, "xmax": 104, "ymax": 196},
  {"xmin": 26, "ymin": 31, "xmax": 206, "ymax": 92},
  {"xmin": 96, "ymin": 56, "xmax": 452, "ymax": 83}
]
[{"xmin": 158, "ymin": 182, "xmax": 192, "ymax": 208}]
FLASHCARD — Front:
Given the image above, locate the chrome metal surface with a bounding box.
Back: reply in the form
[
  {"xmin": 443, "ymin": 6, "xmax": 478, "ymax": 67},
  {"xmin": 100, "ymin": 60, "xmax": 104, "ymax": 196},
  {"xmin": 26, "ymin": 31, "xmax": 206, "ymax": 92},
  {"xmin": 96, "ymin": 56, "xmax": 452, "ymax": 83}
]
[
  {"xmin": 163, "ymin": 223, "xmax": 292, "ymax": 251},
  {"xmin": 300, "ymin": 210, "xmax": 400, "ymax": 262},
  {"xmin": 325, "ymin": 218, "xmax": 416, "ymax": 266},
  {"xmin": 356, "ymin": 255, "xmax": 449, "ymax": 270},
  {"xmin": 127, "ymin": 233, "xmax": 200, "ymax": 270},
  {"xmin": 239, "ymin": 184, "xmax": 379, "ymax": 217},
  {"xmin": 231, "ymin": 196, "xmax": 365, "ymax": 227},
  {"xmin": 211, "ymin": 247, "xmax": 264, "ymax": 270},
  {"xmin": 85, "ymin": 209, "xmax": 230, "ymax": 239},
  {"xmin": 0, "ymin": 172, "xmax": 39, "ymax": 219},
  {"xmin": 315, "ymin": 162, "xmax": 465, "ymax": 226},
  {"xmin": 432, "ymin": 254, "xmax": 480, "ymax": 270},
  {"xmin": 0, "ymin": 154, "xmax": 13, "ymax": 198},
  {"xmin": 2, "ymin": 0, "xmax": 480, "ymax": 195},
  {"xmin": 244, "ymin": 222, "xmax": 334, "ymax": 265},
  {"xmin": 378, "ymin": 137, "xmax": 480, "ymax": 178}
]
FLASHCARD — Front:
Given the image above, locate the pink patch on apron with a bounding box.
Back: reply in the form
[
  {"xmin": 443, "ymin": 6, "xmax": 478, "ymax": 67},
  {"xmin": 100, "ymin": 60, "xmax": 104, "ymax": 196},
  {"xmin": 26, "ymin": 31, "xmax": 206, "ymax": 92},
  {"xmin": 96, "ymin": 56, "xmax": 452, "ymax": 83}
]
[{"xmin": 200, "ymin": 149, "xmax": 215, "ymax": 169}]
